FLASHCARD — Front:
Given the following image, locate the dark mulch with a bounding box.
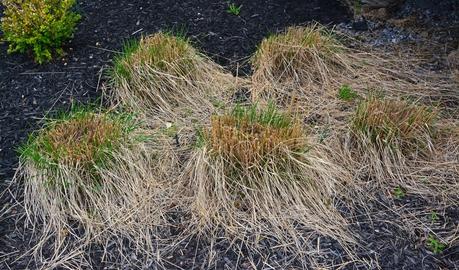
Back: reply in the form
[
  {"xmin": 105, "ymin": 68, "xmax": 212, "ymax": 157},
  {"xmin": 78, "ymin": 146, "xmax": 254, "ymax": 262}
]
[{"xmin": 0, "ymin": 0, "xmax": 458, "ymax": 269}]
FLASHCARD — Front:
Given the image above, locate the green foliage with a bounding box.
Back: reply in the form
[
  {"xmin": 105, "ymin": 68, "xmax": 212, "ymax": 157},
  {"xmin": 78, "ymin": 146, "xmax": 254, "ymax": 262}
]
[
  {"xmin": 426, "ymin": 234, "xmax": 446, "ymax": 254},
  {"xmin": 194, "ymin": 127, "xmax": 207, "ymax": 149},
  {"xmin": 109, "ymin": 38, "xmax": 141, "ymax": 83},
  {"xmin": 338, "ymin": 84, "xmax": 358, "ymax": 101},
  {"xmin": 231, "ymin": 102, "xmax": 293, "ymax": 129},
  {"xmin": 1, "ymin": 0, "xmax": 81, "ymax": 64},
  {"xmin": 227, "ymin": 2, "xmax": 242, "ymax": 16},
  {"xmin": 393, "ymin": 186, "xmax": 406, "ymax": 199}
]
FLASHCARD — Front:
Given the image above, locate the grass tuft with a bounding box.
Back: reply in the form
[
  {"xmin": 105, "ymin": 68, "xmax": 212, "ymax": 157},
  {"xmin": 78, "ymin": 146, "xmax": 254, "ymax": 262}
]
[
  {"xmin": 109, "ymin": 39, "xmax": 141, "ymax": 83},
  {"xmin": 201, "ymin": 103, "xmax": 305, "ymax": 167},
  {"xmin": 426, "ymin": 234, "xmax": 446, "ymax": 254},
  {"xmin": 252, "ymin": 24, "xmax": 342, "ymax": 88},
  {"xmin": 110, "ymin": 33, "xmax": 194, "ymax": 85},
  {"xmin": 352, "ymin": 97, "xmax": 437, "ymax": 154},
  {"xmin": 226, "ymin": 3, "xmax": 242, "ymax": 16},
  {"xmin": 19, "ymin": 107, "xmax": 139, "ymax": 171},
  {"xmin": 338, "ymin": 84, "xmax": 359, "ymax": 101},
  {"xmin": 15, "ymin": 106, "xmax": 174, "ymax": 266},
  {"xmin": 180, "ymin": 103, "xmax": 353, "ymax": 264},
  {"xmin": 107, "ymin": 31, "xmax": 235, "ymax": 116},
  {"xmin": 393, "ymin": 186, "xmax": 406, "ymax": 199}
]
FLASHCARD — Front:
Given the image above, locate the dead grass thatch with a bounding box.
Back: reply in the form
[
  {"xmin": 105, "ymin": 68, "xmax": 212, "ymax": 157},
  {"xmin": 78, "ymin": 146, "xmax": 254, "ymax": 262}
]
[
  {"xmin": 11, "ymin": 24, "xmax": 459, "ymax": 268},
  {"xmin": 336, "ymin": 97, "xmax": 459, "ymax": 203},
  {"xmin": 251, "ymin": 24, "xmax": 458, "ymax": 203}
]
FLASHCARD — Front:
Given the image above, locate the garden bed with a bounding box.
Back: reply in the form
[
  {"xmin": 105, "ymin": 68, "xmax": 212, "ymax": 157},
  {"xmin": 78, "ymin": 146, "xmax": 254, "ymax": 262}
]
[{"xmin": 1, "ymin": 0, "xmax": 458, "ymax": 269}]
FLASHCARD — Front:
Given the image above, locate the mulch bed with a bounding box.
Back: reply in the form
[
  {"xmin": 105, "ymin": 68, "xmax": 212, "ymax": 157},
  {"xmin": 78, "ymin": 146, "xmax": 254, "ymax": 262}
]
[{"xmin": 0, "ymin": 0, "xmax": 457, "ymax": 269}]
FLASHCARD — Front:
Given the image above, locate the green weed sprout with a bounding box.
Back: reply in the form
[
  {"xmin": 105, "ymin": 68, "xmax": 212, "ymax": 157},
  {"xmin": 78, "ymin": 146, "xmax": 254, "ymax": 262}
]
[
  {"xmin": 227, "ymin": 3, "xmax": 242, "ymax": 16},
  {"xmin": 426, "ymin": 234, "xmax": 446, "ymax": 254},
  {"xmin": 338, "ymin": 85, "xmax": 358, "ymax": 101}
]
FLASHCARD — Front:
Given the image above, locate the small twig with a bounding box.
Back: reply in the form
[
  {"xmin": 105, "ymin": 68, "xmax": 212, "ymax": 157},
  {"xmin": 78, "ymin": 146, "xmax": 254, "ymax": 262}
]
[
  {"xmin": 131, "ymin": 28, "xmax": 144, "ymax": 36},
  {"xmin": 86, "ymin": 45, "xmax": 119, "ymax": 54}
]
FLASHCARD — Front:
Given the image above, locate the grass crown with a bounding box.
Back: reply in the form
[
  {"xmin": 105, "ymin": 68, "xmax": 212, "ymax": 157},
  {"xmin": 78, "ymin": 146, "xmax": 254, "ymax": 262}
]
[
  {"xmin": 251, "ymin": 24, "xmax": 343, "ymax": 87},
  {"xmin": 20, "ymin": 108, "xmax": 138, "ymax": 171},
  {"xmin": 352, "ymin": 97, "xmax": 437, "ymax": 153},
  {"xmin": 110, "ymin": 33, "xmax": 195, "ymax": 85},
  {"xmin": 202, "ymin": 103, "xmax": 305, "ymax": 167},
  {"xmin": 107, "ymin": 32, "xmax": 234, "ymax": 115}
]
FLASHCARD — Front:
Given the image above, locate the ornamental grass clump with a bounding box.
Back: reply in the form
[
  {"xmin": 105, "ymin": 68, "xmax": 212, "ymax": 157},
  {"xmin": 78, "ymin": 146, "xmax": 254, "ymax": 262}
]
[
  {"xmin": 251, "ymin": 24, "xmax": 349, "ymax": 99},
  {"xmin": 1, "ymin": 0, "xmax": 80, "ymax": 63},
  {"xmin": 108, "ymin": 32, "xmax": 234, "ymax": 116},
  {"xmin": 206, "ymin": 103, "xmax": 305, "ymax": 167},
  {"xmin": 252, "ymin": 24, "xmax": 343, "ymax": 85},
  {"xmin": 352, "ymin": 97, "xmax": 437, "ymax": 155},
  {"xmin": 349, "ymin": 97, "xmax": 437, "ymax": 181},
  {"xmin": 23, "ymin": 111, "xmax": 126, "ymax": 168},
  {"xmin": 181, "ymin": 104, "xmax": 353, "ymax": 263},
  {"xmin": 16, "ymin": 107, "xmax": 173, "ymax": 263}
]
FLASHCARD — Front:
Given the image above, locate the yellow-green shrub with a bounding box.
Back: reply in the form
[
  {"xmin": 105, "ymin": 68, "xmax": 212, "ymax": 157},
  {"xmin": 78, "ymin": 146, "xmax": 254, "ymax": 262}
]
[{"xmin": 1, "ymin": 0, "xmax": 81, "ymax": 63}]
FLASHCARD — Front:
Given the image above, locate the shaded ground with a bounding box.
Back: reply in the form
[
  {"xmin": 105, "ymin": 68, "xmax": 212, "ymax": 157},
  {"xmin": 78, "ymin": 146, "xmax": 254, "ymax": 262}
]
[{"xmin": 0, "ymin": 0, "xmax": 458, "ymax": 269}]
